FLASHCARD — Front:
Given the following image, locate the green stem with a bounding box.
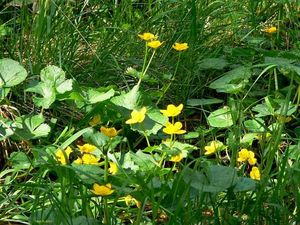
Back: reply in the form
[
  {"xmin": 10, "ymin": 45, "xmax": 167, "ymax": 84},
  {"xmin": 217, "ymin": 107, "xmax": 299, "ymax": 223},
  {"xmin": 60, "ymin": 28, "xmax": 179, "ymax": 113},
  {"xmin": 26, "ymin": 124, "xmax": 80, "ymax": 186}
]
[{"xmin": 138, "ymin": 50, "xmax": 156, "ymax": 85}]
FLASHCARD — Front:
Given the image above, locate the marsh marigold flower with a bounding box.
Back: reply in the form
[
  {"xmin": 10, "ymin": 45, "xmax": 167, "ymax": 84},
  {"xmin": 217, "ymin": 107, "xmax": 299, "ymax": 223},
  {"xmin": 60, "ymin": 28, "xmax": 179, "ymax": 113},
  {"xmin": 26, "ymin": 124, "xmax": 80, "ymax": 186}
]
[
  {"xmin": 204, "ymin": 141, "xmax": 223, "ymax": 155},
  {"xmin": 74, "ymin": 154, "xmax": 100, "ymax": 165},
  {"xmin": 264, "ymin": 26, "xmax": 277, "ymax": 34},
  {"xmin": 147, "ymin": 40, "xmax": 163, "ymax": 49},
  {"xmin": 126, "ymin": 107, "xmax": 147, "ymax": 124},
  {"xmin": 237, "ymin": 149, "xmax": 257, "ymax": 165},
  {"xmin": 250, "ymin": 166, "xmax": 261, "ymax": 180},
  {"xmin": 100, "ymin": 126, "xmax": 118, "ymax": 138},
  {"xmin": 160, "ymin": 104, "xmax": 183, "ymax": 117},
  {"xmin": 170, "ymin": 152, "xmax": 183, "ymax": 163},
  {"xmin": 77, "ymin": 143, "xmax": 97, "ymax": 153},
  {"xmin": 163, "ymin": 121, "xmax": 186, "ymax": 135},
  {"xmin": 89, "ymin": 115, "xmax": 101, "ymax": 126},
  {"xmin": 55, "ymin": 146, "xmax": 72, "ymax": 165},
  {"xmin": 108, "ymin": 162, "xmax": 118, "ymax": 175},
  {"xmin": 124, "ymin": 195, "xmax": 141, "ymax": 208},
  {"xmin": 138, "ymin": 32, "xmax": 157, "ymax": 41},
  {"xmin": 172, "ymin": 42, "xmax": 189, "ymax": 51},
  {"xmin": 91, "ymin": 183, "xmax": 114, "ymax": 196}
]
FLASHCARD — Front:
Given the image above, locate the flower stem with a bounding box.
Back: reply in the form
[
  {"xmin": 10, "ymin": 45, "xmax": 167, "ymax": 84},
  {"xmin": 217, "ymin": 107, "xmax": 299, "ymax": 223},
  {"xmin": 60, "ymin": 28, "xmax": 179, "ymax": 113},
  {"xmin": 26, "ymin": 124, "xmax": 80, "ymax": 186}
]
[{"xmin": 138, "ymin": 50, "xmax": 156, "ymax": 85}]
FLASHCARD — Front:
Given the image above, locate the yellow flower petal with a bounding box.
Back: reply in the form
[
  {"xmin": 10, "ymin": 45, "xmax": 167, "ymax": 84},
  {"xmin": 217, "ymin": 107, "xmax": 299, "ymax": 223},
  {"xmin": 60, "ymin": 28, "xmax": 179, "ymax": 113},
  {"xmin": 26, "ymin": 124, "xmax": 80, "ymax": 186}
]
[
  {"xmin": 100, "ymin": 126, "xmax": 118, "ymax": 138},
  {"xmin": 138, "ymin": 32, "xmax": 157, "ymax": 41},
  {"xmin": 237, "ymin": 149, "xmax": 249, "ymax": 162},
  {"xmin": 108, "ymin": 162, "xmax": 118, "ymax": 175},
  {"xmin": 204, "ymin": 141, "xmax": 223, "ymax": 155},
  {"xmin": 91, "ymin": 183, "xmax": 114, "ymax": 196},
  {"xmin": 89, "ymin": 115, "xmax": 101, "ymax": 126},
  {"xmin": 264, "ymin": 26, "xmax": 277, "ymax": 34},
  {"xmin": 147, "ymin": 40, "xmax": 163, "ymax": 49},
  {"xmin": 250, "ymin": 166, "xmax": 261, "ymax": 180},
  {"xmin": 55, "ymin": 146, "xmax": 73, "ymax": 165},
  {"xmin": 126, "ymin": 107, "xmax": 147, "ymax": 124},
  {"xmin": 163, "ymin": 121, "xmax": 186, "ymax": 135},
  {"xmin": 172, "ymin": 42, "xmax": 189, "ymax": 51},
  {"xmin": 124, "ymin": 195, "xmax": 141, "ymax": 208},
  {"xmin": 81, "ymin": 153, "xmax": 100, "ymax": 165},
  {"xmin": 77, "ymin": 144, "xmax": 97, "ymax": 153},
  {"xmin": 160, "ymin": 104, "xmax": 183, "ymax": 117},
  {"xmin": 170, "ymin": 153, "xmax": 183, "ymax": 162}
]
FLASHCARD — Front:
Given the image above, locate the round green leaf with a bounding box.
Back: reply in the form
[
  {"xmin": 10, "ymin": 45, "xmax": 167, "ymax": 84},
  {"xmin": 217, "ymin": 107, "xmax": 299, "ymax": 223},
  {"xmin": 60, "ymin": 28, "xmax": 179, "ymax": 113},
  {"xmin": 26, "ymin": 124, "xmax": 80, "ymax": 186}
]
[{"xmin": 207, "ymin": 107, "xmax": 233, "ymax": 128}]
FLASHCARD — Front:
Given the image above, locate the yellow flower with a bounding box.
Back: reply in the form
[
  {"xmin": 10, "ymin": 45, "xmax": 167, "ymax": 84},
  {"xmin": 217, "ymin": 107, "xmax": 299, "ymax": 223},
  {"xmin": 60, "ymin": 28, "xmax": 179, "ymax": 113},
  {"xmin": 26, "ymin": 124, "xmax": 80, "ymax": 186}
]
[
  {"xmin": 91, "ymin": 183, "xmax": 114, "ymax": 196},
  {"xmin": 124, "ymin": 195, "xmax": 141, "ymax": 208},
  {"xmin": 237, "ymin": 149, "xmax": 249, "ymax": 162},
  {"xmin": 248, "ymin": 151, "xmax": 257, "ymax": 165},
  {"xmin": 264, "ymin": 26, "xmax": 277, "ymax": 34},
  {"xmin": 172, "ymin": 42, "xmax": 189, "ymax": 51},
  {"xmin": 100, "ymin": 126, "xmax": 118, "ymax": 138},
  {"xmin": 77, "ymin": 144, "xmax": 97, "ymax": 153},
  {"xmin": 204, "ymin": 141, "xmax": 223, "ymax": 155},
  {"xmin": 89, "ymin": 115, "xmax": 101, "ymax": 126},
  {"xmin": 126, "ymin": 107, "xmax": 147, "ymax": 124},
  {"xmin": 81, "ymin": 154, "xmax": 100, "ymax": 165},
  {"xmin": 170, "ymin": 152, "xmax": 183, "ymax": 162},
  {"xmin": 237, "ymin": 149, "xmax": 257, "ymax": 165},
  {"xmin": 138, "ymin": 32, "xmax": 157, "ymax": 41},
  {"xmin": 108, "ymin": 162, "xmax": 118, "ymax": 175},
  {"xmin": 160, "ymin": 104, "xmax": 183, "ymax": 117},
  {"xmin": 250, "ymin": 166, "xmax": 261, "ymax": 180},
  {"xmin": 147, "ymin": 40, "xmax": 163, "ymax": 49},
  {"xmin": 74, "ymin": 157, "xmax": 83, "ymax": 164},
  {"xmin": 163, "ymin": 121, "xmax": 186, "ymax": 135},
  {"xmin": 55, "ymin": 146, "xmax": 72, "ymax": 165}
]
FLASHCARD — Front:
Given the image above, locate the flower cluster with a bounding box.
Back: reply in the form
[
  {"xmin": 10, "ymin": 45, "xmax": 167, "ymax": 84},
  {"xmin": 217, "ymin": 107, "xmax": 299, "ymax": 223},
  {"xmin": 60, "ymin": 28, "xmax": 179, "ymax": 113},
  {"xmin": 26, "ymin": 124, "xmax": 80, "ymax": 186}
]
[
  {"xmin": 138, "ymin": 32, "xmax": 189, "ymax": 51},
  {"xmin": 237, "ymin": 148, "xmax": 260, "ymax": 180}
]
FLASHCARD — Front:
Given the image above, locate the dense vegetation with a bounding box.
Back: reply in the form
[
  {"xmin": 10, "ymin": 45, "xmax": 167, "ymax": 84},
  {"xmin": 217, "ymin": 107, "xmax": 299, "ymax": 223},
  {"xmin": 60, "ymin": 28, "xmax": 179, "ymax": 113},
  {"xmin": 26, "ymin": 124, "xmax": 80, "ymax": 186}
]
[{"xmin": 0, "ymin": 1, "xmax": 299, "ymax": 224}]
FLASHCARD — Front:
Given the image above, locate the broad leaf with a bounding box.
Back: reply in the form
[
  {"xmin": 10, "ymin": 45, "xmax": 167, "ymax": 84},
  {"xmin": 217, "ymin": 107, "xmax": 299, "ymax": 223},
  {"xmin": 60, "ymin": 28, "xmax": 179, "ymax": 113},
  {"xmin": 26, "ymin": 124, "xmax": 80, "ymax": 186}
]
[
  {"xmin": 0, "ymin": 58, "xmax": 27, "ymax": 87},
  {"xmin": 207, "ymin": 107, "xmax": 233, "ymax": 128},
  {"xmin": 209, "ymin": 66, "xmax": 252, "ymax": 93},
  {"xmin": 12, "ymin": 114, "xmax": 51, "ymax": 140},
  {"xmin": 197, "ymin": 58, "xmax": 228, "ymax": 70},
  {"xmin": 111, "ymin": 84, "xmax": 140, "ymax": 110}
]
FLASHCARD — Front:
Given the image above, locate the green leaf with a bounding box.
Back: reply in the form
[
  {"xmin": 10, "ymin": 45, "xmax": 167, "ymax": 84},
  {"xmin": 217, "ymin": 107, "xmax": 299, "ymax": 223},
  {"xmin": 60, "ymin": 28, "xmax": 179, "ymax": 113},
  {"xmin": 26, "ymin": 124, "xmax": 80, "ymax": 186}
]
[
  {"xmin": 26, "ymin": 83, "xmax": 56, "ymax": 108},
  {"xmin": 86, "ymin": 88, "xmax": 115, "ymax": 104},
  {"xmin": 130, "ymin": 150, "xmax": 158, "ymax": 172},
  {"xmin": 130, "ymin": 108, "xmax": 167, "ymax": 135},
  {"xmin": 9, "ymin": 151, "xmax": 31, "ymax": 170},
  {"xmin": 207, "ymin": 107, "xmax": 233, "ymax": 128},
  {"xmin": 187, "ymin": 98, "xmax": 223, "ymax": 106},
  {"xmin": 203, "ymin": 165, "xmax": 238, "ymax": 192},
  {"xmin": 0, "ymin": 58, "xmax": 27, "ymax": 87},
  {"xmin": 209, "ymin": 66, "xmax": 252, "ymax": 93},
  {"xmin": 0, "ymin": 117, "xmax": 16, "ymax": 140},
  {"xmin": 71, "ymin": 164, "xmax": 104, "ymax": 184},
  {"xmin": 111, "ymin": 84, "xmax": 140, "ymax": 110},
  {"xmin": 82, "ymin": 129, "xmax": 109, "ymax": 149},
  {"xmin": 26, "ymin": 65, "xmax": 73, "ymax": 108},
  {"xmin": 197, "ymin": 58, "xmax": 228, "ymax": 70},
  {"xmin": 12, "ymin": 114, "xmax": 51, "ymax": 140},
  {"xmin": 244, "ymin": 118, "xmax": 265, "ymax": 132},
  {"xmin": 233, "ymin": 177, "xmax": 256, "ymax": 192}
]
